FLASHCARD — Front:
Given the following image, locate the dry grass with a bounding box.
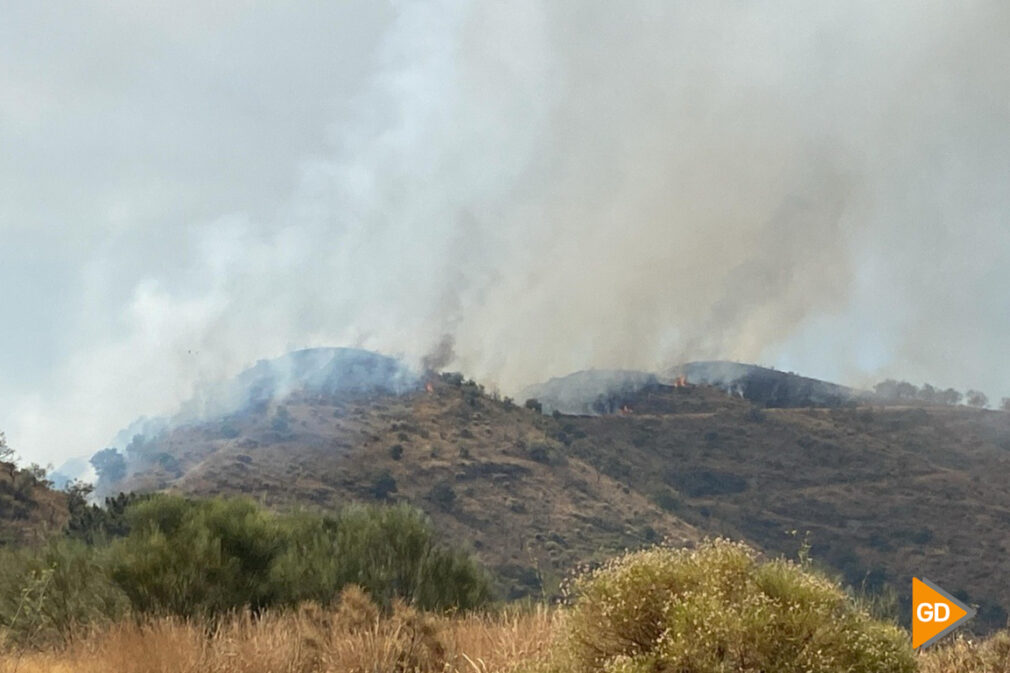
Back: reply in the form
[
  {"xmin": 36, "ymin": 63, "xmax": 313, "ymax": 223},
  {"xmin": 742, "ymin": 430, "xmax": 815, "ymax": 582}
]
[
  {"xmin": 6, "ymin": 586, "xmax": 1010, "ymax": 673},
  {"xmin": 918, "ymin": 631, "xmax": 1010, "ymax": 673},
  {"xmin": 0, "ymin": 587, "xmax": 559, "ymax": 673}
]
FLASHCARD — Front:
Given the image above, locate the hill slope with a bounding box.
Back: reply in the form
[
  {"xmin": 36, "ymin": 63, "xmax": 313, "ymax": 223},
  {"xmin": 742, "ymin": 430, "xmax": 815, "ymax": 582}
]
[
  {"xmin": 99, "ymin": 353, "xmax": 1010, "ymax": 628},
  {"xmin": 674, "ymin": 361, "xmax": 864, "ymax": 407},
  {"xmin": 111, "ymin": 375, "xmax": 698, "ymax": 598},
  {"xmin": 557, "ymin": 387, "xmax": 1010, "ymax": 626},
  {"xmin": 0, "ymin": 461, "xmax": 68, "ymax": 546}
]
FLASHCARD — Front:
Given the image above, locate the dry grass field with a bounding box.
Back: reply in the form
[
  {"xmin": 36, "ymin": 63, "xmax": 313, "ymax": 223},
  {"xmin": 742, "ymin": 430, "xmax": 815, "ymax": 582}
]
[
  {"xmin": 0, "ymin": 588, "xmax": 558, "ymax": 673},
  {"xmin": 2, "ymin": 597, "xmax": 1008, "ymax": 673}
]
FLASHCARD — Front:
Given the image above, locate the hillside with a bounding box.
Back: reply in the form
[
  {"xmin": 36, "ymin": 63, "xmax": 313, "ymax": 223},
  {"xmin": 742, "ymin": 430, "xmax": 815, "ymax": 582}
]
[
  {"xmin": 673, "ymin": 361, "xmax": 864, "ymax": 407},
  {"xmin": 96, "ymin": 352, "xmax": 1010, "ymax": 628},
  {"xmin": 0, "ymin": 461, "xmax": 68, "ymax": 546},
  {"xmin": 558, "ymin": 388, "xmax": 1010, "ymax": 627},
  {"xmin": 110, "ymin": 374, "xmax": 698, "ymax": 598}
]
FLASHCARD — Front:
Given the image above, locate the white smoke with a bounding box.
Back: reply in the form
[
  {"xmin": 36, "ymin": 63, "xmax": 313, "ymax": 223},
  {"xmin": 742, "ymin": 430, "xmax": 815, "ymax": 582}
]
[{"xmin": 4, "ymin": 0, "xmax": 1010, "ymax": 464}]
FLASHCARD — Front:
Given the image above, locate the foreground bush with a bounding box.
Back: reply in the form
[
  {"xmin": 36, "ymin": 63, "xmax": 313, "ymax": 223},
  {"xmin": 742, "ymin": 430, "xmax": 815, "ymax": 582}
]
[
  {"xmin": 109, "ymin": 495, "xmax": 286, "ymax": 617},
  {"xmin": 272, "ymin": 503, "xmax": 492, "ymax": 611},
  {"xmin": 0, "ymin": 496, "xmax": 491, "ymax": 647},
  {"xmin": 528, "ymin": 539, "xmax": 915, "ymax": 673},
  {"xmin": 0, "ymin": 539, "xmax": 128, "ymax": 648},
  {"xmin": 110, "ymin": 496, "xmax": 491, "ymax": 618}
]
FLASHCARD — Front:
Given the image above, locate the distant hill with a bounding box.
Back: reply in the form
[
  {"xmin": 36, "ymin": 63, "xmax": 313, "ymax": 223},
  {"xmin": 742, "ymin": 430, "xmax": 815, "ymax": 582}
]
[
  {"xmin": 0, "ymin": 461, "xmax": 68, "ymax": 546},
  {"xmin": 522, "ymin": 362, "xmax": 865, "ymax": 415},
  {"xmin": 521, "ymin": 369, "xmax": 660, "ymax": 415},
  {"xmin": 672, "ymin": 361, "xmax": 865, "ymax": 408},
  {"xmin": 88, "ymin": 350, "xmax": 1010, "ymax": 629}
]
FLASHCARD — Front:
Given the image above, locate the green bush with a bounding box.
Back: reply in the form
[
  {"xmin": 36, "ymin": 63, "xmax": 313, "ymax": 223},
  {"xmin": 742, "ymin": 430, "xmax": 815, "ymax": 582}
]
[
  {"xmin": 108, "ymin": 496, "xmax": 490, "ymax": 618},
  {"xmin": 109, "ymin": 495, "xmax": 286, "ymax": 618},
  {"xmin": 0, "ymin": 494, "xmax": 492, "ymax": 643},
  {"xmin": 271, "ymin": 502, "xmax": 490, "ymax": 611},
  {"xmin": 0, "ymin": 539, "xmax": 128, "ymax": 648},
  {"xmin": 531, "ymin": 539, "xmax": 914, "ymax": 673}
]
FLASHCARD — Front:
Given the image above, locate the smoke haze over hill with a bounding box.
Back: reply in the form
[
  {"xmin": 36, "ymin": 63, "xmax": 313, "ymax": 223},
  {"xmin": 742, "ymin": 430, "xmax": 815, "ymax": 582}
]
[{"xmin": 3, "ymin": 1, "xmax": 1010, "ymax": 464}]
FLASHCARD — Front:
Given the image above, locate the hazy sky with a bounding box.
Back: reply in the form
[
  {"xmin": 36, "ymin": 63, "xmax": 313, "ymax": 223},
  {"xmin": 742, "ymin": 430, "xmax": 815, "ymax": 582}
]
[{"xmin": 3, "ymin": 1, "xmax": 1010, "ymax": 466}]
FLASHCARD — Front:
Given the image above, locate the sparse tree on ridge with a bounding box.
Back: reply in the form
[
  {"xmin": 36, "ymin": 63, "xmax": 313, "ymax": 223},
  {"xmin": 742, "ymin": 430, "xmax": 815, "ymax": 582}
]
[
  {"xmin": 940, "ymin": 388, "xmax": 963, "ymax": 406},
  {"xmin": 874, "ymin": 379, "xmax": 918, "ymax": 401},
  {"xmin": 896, "ymin": 380, "xmax": 918, "ymax": 400},
  {"xmin": 0, "ymin": 431, "xmax": 16, "ymax": 482},
  {"xmin": 873, "ymin": 380, "xmax": 899, "ymax": 399},
  {"xmin": 966, "ymin": 390, "xmax": 989, "ymax": 409}
]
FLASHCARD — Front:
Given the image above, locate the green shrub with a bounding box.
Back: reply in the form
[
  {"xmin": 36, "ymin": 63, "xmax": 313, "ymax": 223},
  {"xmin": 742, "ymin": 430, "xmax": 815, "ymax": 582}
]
[
  {"xmin": 0, "ymin": 494, "xmax": 491, "ymax": 642},
  {"xmin": 271, "ymin": 502, "xmax": 490, "ymax": 612},
  {"xmin": 65, "ymin": 486, "xmax": 148, "ymax": 545},
  {"xmin": 532, "ymin": 539, "xmax": 914, "ymax": 673},
  {"xmin": 0, "ymin": 539, "xmax": 129, "ymax": 647},
  {"xmin": 109, "ymin": 495, "xmax": 286, "ymax": 618}
]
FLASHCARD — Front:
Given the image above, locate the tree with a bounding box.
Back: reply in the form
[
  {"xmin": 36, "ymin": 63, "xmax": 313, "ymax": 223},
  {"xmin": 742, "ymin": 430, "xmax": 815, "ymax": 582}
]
[
  {"xmin": 966, "ymin": 390, "xmax": 989, "ymax": 409},
  {"xmin": 90, "ymin": 448, "xmax": 127, "ymax": 484},
  {"xmin": 873, "ymin": 379, "xmax": 918, "ymax": 400},
  {"xmin": 895, "ymin": 380, "xmax": 918, "ymax": 400},
  {"xmin": 1001, "ymin": 397, "xmax": 1010, "ymax": 412},
  {"xmin": 0, "ymin": 431, "xmax": 15, "ymax": 482},
  {"xmin": 874, "ymin": 380, "xmax": 898, "ymax": 398},
  {"xmin": 918, "ymin": 383, "xmax": 938, "ymax": 404},
  {"xmin": 524, "ymin": 398, "xmax": 543, "ymax": 414},
  {"xmin": 939, "ymin": 388, "xmax": 963, "ymax": 406}
]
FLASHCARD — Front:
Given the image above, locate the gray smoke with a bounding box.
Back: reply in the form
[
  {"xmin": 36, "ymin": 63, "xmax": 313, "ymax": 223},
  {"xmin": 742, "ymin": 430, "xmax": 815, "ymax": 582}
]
[
  {"xmin": 4, "ymin": 0, "xmax": 1010, "ymax": 464},
  {"xmin": 422, "ymin": 335, "xmax": 457, "ymax": 373}
]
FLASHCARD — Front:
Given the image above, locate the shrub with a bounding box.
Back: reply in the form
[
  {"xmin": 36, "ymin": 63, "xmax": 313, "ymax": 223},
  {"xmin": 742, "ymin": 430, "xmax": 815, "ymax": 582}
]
[
  {"xmin": 427, "ymin": 483, "xmax": 457, "ymax": 509},
  {"xmin": 369, "ymin": 470, "xmax": 398, "ymax": 499},
  {"xmin": 0, "ymin": 495, "xmax": 492, "ymax": 642},
  {"xmin": 109, "ymin": 495, "xmax": 287, "ymax": 618},
  {"xmin": 0, "ymin": 539, "xmax": 129, "ymax": 648},
  {"xmin": 529, "ymin": 539, "xmax": 914, "ymax": 673},
  {"xmin": 440, "ymin": 372, "xmax": 464, "ymax": 386},
  {"xmin": 272, "ymin": 503, "xmax": 490, "ymax": 612},
  {"xmin": 527, "ymin": 443, "xmax": 552, "ymax": 464}
]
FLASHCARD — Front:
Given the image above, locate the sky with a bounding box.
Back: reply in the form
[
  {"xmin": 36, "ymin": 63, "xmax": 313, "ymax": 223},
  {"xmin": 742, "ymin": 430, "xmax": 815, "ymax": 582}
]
[{"xmin": 2, "ymin": 0, "xmax": 1010, "ymax": 467}]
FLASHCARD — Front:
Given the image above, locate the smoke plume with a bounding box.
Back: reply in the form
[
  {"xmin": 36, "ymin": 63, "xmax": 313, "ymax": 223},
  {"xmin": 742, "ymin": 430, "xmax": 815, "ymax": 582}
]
[{"xmin": 4, "ymin": 0, "xmax": 1010, "ymax": 464}]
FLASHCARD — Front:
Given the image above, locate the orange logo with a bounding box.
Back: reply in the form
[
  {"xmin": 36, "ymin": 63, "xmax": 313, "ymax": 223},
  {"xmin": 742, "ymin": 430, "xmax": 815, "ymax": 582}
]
[{"xmin": 912, "ymin": 577, "xmax": 975, "ymax": 649}]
